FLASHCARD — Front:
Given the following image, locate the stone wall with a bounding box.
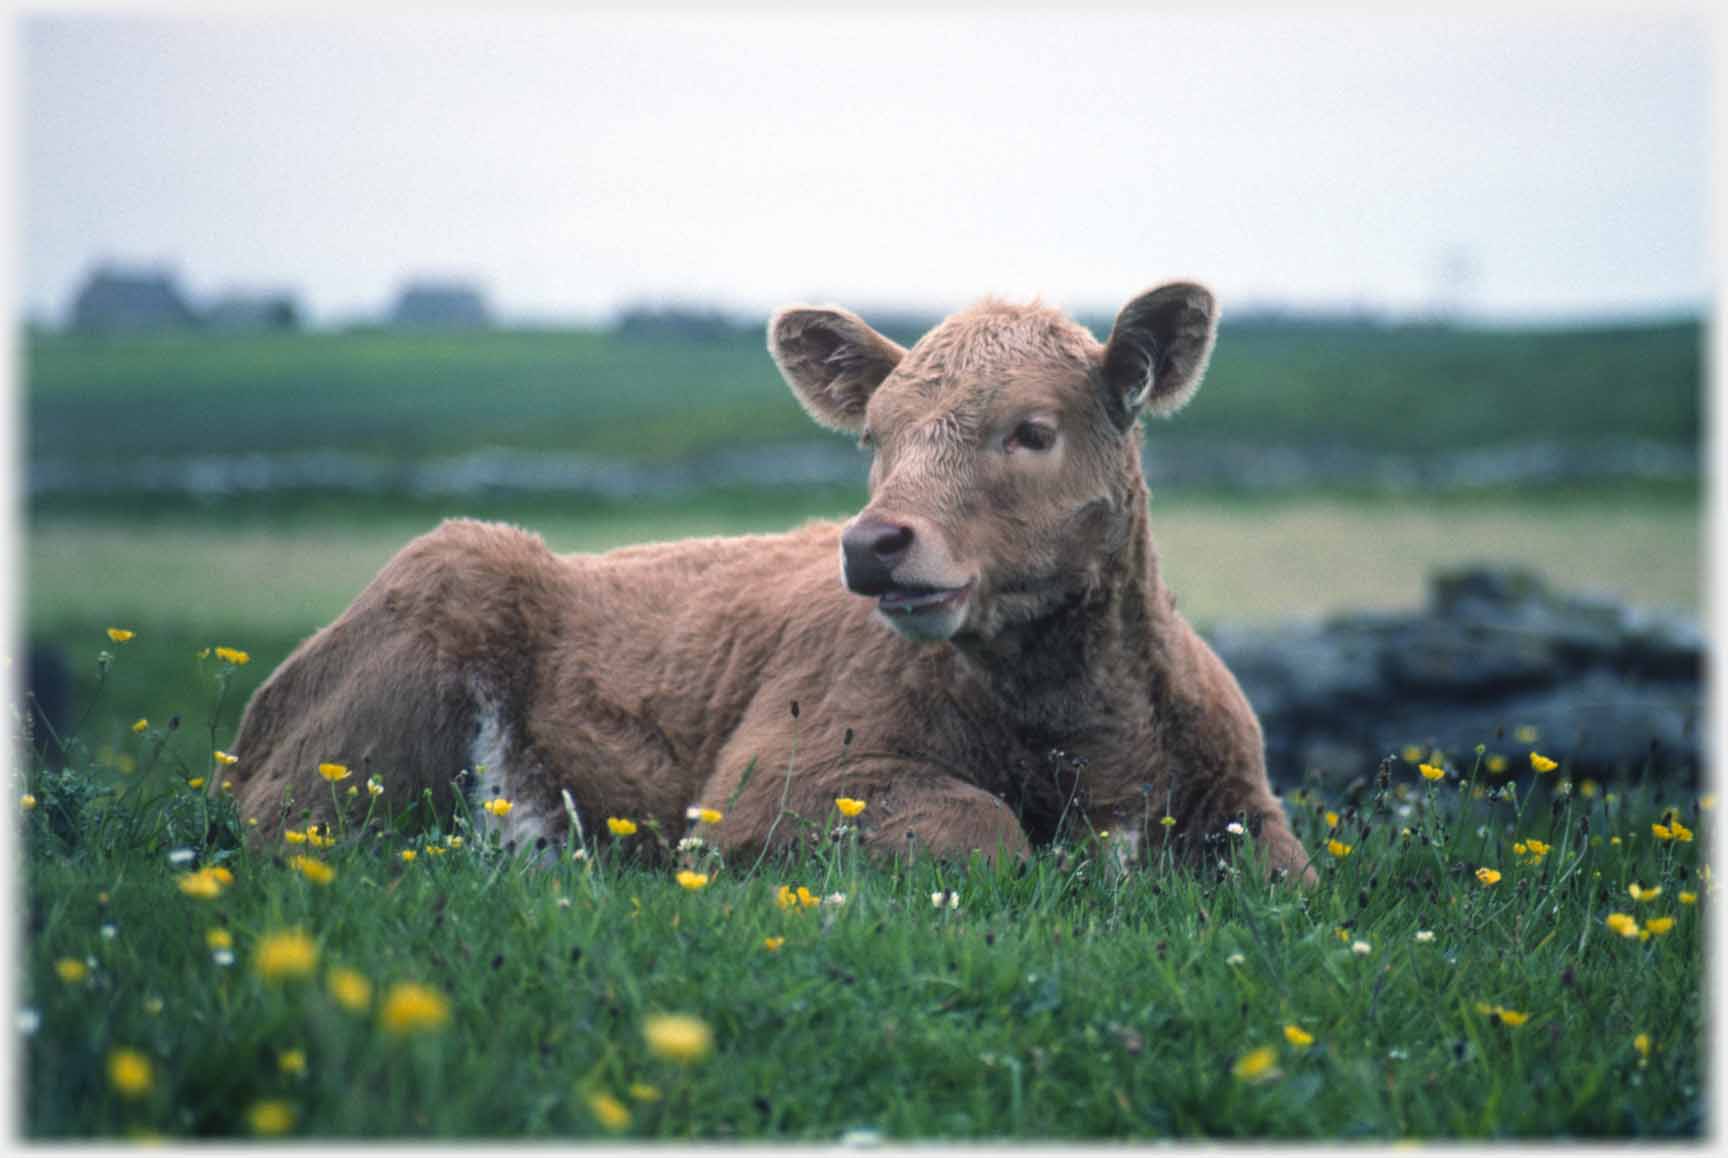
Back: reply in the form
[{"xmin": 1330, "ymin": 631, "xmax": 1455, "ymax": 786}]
[{"xmin": 1206, "ymin": 566, "xmax": 1705, "ymax": 792}]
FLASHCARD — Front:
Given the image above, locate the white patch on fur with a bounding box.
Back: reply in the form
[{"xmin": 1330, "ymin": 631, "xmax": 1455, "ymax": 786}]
[{"xmin": 468, "ymin": 691, "xmax": 553, "ymax": 862}]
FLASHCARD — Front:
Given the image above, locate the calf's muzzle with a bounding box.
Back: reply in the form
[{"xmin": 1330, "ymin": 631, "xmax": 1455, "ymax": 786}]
[{"xmin": 840, "ymin": 517, "xmax": 915, "ymax": 596}]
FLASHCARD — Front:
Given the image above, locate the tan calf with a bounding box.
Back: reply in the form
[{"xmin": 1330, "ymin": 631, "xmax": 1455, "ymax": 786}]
[{"xmin": 230, "ymin": 282, "xmax": 1313, "ymax": 880}]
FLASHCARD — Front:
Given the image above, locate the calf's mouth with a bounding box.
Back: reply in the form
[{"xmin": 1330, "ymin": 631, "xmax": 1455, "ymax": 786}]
[{"xmin": 876, "ymin": 579, "xmax": 974, "ymax": 617}]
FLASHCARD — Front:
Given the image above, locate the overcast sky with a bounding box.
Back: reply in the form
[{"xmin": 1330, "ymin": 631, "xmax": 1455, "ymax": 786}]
[{"xmin": 21, "ymin": 9, "xmax": 1713, "ymax": 326}]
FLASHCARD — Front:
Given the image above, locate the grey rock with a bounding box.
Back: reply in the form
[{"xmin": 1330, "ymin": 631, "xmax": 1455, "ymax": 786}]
[{"xmin": 1206, "ymin": 565, "xmax": 1704, "ymax": 791}]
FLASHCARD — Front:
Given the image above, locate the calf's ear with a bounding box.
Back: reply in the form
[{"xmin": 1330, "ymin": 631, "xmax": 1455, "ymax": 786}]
[
  {"xmin": 1099, "ymin": 281, "xmax": 1219, "ymax": 428},
  {"xmin": 768, "ymin": 306, "xmax": 906, "ymax": 433}
]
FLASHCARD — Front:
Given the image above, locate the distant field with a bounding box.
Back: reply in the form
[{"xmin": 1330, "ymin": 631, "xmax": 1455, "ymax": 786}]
[{"xmin": 26, "ymin": 320, "xmax": 1702, "ymax": 466}]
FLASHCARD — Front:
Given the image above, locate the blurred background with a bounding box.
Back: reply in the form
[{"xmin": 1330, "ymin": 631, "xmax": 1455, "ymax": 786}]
[{"xmin": 18, "ymin": 11, "xmax": 1709, "ymax": 788}]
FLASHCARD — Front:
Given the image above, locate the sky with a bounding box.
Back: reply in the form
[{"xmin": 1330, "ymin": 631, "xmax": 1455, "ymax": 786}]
[{"xmin": 19, "ymin": 9, "xmax": 1714, "ymax": 327}]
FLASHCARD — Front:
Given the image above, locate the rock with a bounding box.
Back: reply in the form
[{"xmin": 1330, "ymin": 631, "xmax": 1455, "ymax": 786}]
[{"xmin": 1206, "ymin": 565, "xmax": 1703, "ymax": 791}]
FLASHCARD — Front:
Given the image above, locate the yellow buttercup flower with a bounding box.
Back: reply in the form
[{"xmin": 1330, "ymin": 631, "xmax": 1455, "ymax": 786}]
[
  {"xmin": 1644, "ymin": 916, "xmax": 1676, "ymax": 936},
  {"xmin": 400, "ymin": 850, "xmax": 417, "ymax": 863},
  {"xmin": 675, "ymin": 870, "xmax": 710, "ymax": 891},
  {"xmin": 1634, "ymin": 1033, "xmax": 1651, "ymax": 1061},
  {"xmin": 1400, "ymin": 745, "xmax": 1423, "ymax": 763},
  {"xmin": 253, "ymin": 930, "xmax": 318, "ymax": 982},
  {"xmin": 186, "ymin": 778, "xmax": 206, "ymax": 790},
  {"xmin": 55, "ymin": 958, "xmax": 89, "ymax": 984},
  {"xmin": 177, "ymin": 867, "xmax": 230, "ymax": 898},
  {"xmin": 206, "ymin": 928, "xmax": 233, "ymax": 951},
  {"xmin": 1160, "ymin": 815, "xmax": 1177, "ymax": 828},
  {"xmin": 379, "ymin": 981, "xmax": 451, "ymax": 1035},
  {"xmin": 586, "ymin": 1091, "xmax": 632, "ymax": 1132},
  {"xmin": 1579, "ymin": 778, "xmax": 1598, "ymax": 798},
  {"xmin": 107, "ymin": 1048, "xmax": 154, "ymax": 1097},
  {"xmin": 1476, "ymin": 1003, "xmax": 1529, "ymax": 1027},
  {"xmin": 1232, "ymin": 1045, "xmax": 1280, "ymax": 1083},
  {"xmin": 607, "ymin": 817, "xmax": 638, "ymax": 837},
  {"xmin": 327, "ymin": 967, "xmax": 372, "ymax": 1013},
  {"xmin": 1679, "ymin": 891, "xmax": 1698, "ymax": 905},
  {"xmin": 1475, "ymin": 867, "xmax": 1502, "ymax": 886},
  {"xmin": 132, "ymin": 718, "xmax": 149, "ymax": 734},
  {"xmin": 247, "ymin": 1100, "xmax": 296, "ymax": 1135},
  {"xmin": 1418, "ymin": 763, "xmax": 1445, "ymax": 782},
  {"xmin": 317, "ymin": 762, "xmax": 350, "ymax": 782},
  {"xmin": 1628, "ymin": 882, "xmax": 1662, "ymax": 902},
  {"xmin": 214, "ymin": 750, "xmax": 238, "ymax": 766},
  {"xmin": 1605, "ymin": 912, "xmax": 1640, "ymax": 938},
  {"xmin": 1529, "ymin": 753, "xmax": 1558, "ymax": 774},
  {"xmin": 1514, "ymin": 725, "xmax": 1540, "ymax": 744},
  {"xmin": 1283, "ymin": 1024, "xmax": 1314, "ymax": 1048},
  {"xmin": 283, "ymin": 829, "xmax": 308, "ymax": 845},
  {"xmin": 1669, "ymin": 820, "xmax": 1694, "ymax": 843},
  {"xmin": 277, "ymin": 1048, "xmax": 307, "ymax": 1076},
  {"xmin": 762, "ymin": 936, "xmax": 785, "ymax": 952},
  {"xmin": 483, "ymin": 798, "xmax": 514, "ymax": 817},
  {"xmin": 643, "ymin": 1012, "xmax": 714, "ymax": 1064},
  {"xmin": 1486, "ymin": 754, "xmax": 1509, "ymax": 774},
  {"xmin": 20, "ymin": 794, "xmax": 36, "ymax": 812},
  {"xmin": 215, "ymin": 646, "xmax": 250, "ymax": 666},
  {"xmin": 291, "ymin": 856, "xmax": 335, "ymax": 886},
  {"xmin": 1327, "ymin": 838, "xmax": 1353, "ymax": 859},
  {"xmin": 834, "ymin": 797, "xmax": 867, "ymax": 817},
  {"xmin": 1651, "ymin": 822, "xmax": 1673, "ymax": 841},
  {"xmin": 628, "ymin": 1082, "xmax": 662, "ymax": 1103},
  {"xmin": 687, "ymin": 806, "xmax": 724, "ymax": 825},
  {"xmin": 106, "ymin": 628, "xmax": 136, "ymax": 643}
]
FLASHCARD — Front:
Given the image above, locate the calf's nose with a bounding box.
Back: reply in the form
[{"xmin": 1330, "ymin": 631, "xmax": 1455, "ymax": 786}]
[{"xmin": 841, "ymin": 517, "xmax": 915, "ymax": 595}]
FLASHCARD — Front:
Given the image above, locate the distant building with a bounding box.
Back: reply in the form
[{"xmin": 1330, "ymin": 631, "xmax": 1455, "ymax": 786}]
[
  {"xmin": 68, "ymin": 266, "xmax": 197, "ymax": 334},
  {"xmin": 389, "ymin": 281, "xmax": 491, "ymax": 329},
  {"xmin": 204, "ymin": 291, "xmax": 302, "ymax": 332},
  {"xmin": 613, "ymin": 303, "xmax": 742, "ymax": 343}
]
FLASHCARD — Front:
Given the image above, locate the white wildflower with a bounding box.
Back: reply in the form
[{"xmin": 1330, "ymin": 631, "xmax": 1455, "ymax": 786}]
[
  {"xmin": 100, "ymin": 924, "xmax": 117, "ymax": 940},
  {"xmin": 823, "ymin": 892, "xmax": 847, "ymax": 907},
  {"xmin": 676, "ymin": 836, "xmax": 705, "ymax": 853},
  {"xmin": 931, "ymin": 890, "xmax": 959, "ymax": 910},
  {"xmin": 1351, "ymin": 940, "xmax": 1372, "ymax": 956},
  {"xmin": 167, "ymin": 848, "xmax": 196, "ymax": 866},
  {"xmin": 1226, "ymin": 821, "xmax": 1245, "ymax": 836},
  {"xmin": 16, "ymin": 1009, "xmax": 40, "ymax": 1036},
  {"xmin": 212, "ymin": 949, "xmax": 235, "ymax": 967},
  {"xmin": 1226, "ymin": 952, "xmax": 1246, "ymax": 966},
  {"xmin": 1414, "ymin": 930, "xmax": 1435, "ymax": 943}
]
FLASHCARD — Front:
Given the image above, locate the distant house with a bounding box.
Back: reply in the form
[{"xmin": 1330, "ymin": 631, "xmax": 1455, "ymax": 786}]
[
  {"xmin": 68, "ymin": 267, "xmax": 197, "ymax": 334},
  {"xmin": 204, "ymin": 292, "xmax": 302, "ymax": 332},
  {"xmin": 389, "ymin": 281, "xmax": 491, "ymax": 329}
]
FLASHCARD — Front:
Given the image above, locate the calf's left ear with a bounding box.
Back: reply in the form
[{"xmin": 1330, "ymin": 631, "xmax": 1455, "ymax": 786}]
[
  {"xmin": 1099, "ymin": 281, "xmax": 1219, "ymax": 428},
  {"xmin": 768, "ymin": 306, "xmax": 906, "ymax": 434}
]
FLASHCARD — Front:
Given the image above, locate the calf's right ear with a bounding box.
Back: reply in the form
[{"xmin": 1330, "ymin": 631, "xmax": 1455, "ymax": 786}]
[{"xmin": 768, "ymin": 306, "xmax": 906, "ymax": 434}]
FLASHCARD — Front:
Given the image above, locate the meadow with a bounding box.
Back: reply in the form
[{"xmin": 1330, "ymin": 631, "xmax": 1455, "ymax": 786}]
[
  {"xmin": 17, "ymin": 316, "xmax": 1707, "ymax": 1139},
  {"xmin": 18, "ymin": 638, "xmax": 1710, "ymax": 1139}
]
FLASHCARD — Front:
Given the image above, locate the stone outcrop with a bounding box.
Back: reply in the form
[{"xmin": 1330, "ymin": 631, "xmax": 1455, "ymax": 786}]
[{"xmin": 1206, "ymin": 566, "xmax": 1705, "ymax": 791}]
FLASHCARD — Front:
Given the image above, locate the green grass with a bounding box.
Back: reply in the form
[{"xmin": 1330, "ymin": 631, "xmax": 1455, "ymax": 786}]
[
  {"xmin": 18, "ymin": 675, "xmax": 1708, "ymax": 1139},
  {"xmin": 26, "ymin": 319, "xmax": 1701, "ymax": 466}
]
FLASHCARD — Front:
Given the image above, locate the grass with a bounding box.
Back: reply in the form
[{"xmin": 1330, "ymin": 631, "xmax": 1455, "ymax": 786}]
[
  {"xmin": 25, "ymin": 318, "xmax": 1701, "ymax": 465},
  {"xmin": 16, "ymin": 642, "xmax": 1708, "ymax": 1138}
]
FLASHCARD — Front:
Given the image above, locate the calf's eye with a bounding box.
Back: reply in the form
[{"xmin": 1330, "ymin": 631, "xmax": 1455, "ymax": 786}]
[{"xmin": 1005, "ymin": 421, "xmax": 1056, "ymax": 454}]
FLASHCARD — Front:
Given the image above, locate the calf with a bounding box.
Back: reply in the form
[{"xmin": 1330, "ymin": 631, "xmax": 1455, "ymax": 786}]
[{"xmin": 230, "ymin": 282, "xmax": 1313, "ymax": 879}]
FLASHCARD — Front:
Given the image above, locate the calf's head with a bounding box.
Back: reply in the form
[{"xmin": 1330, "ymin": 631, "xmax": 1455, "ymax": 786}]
[{"xmin": 768, "ymin": 283, "xmax": 1218, "ymax": 643}]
